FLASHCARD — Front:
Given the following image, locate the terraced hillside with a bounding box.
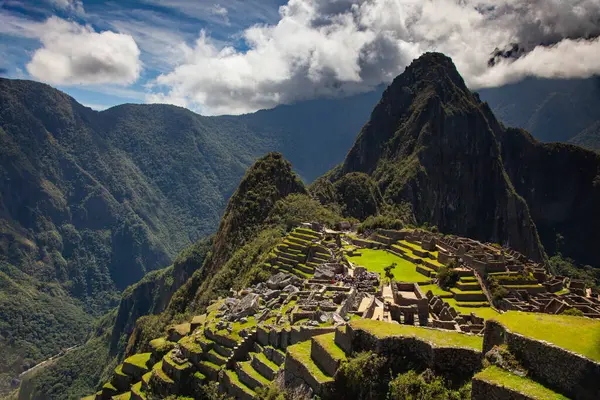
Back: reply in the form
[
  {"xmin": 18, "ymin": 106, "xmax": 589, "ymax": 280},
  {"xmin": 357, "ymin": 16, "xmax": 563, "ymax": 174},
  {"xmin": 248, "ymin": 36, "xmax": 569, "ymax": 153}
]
[{"xmin": 83, "ymin": 224, "xmax": 600, "ymax": 400}]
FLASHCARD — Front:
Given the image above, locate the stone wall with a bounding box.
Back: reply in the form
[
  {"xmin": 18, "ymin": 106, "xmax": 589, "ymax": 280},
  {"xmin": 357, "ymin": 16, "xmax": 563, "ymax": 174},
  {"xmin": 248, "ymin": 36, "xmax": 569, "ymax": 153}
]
[
  {"xmin": 377, "ymin": 229, "xmax": 409, "ymax": 240},
  {"xmin": 311, "ymin": 338, "xmax": 340, "ymax": 376},
  {"xmin": 348, "ymin": 326, "xmax": 482, "ymax": 382},
  {"xmin": 483, "ymin": 320, "xmax": 600, "ymax": 400},
  {"xmin": 290, "ymin": 326, "xmax": 336, "ymax": 345},
  {"xmin": 284, "ymin": 352, "xmax": 333, "ymax": 397},
  {"xmin": 471, "ymin": 376, "xmax": 535, "ymax": 400},
  {"xmin": 337, "ymin": 288, "xmax": 357, "ymax": 317},
  {"xmin": 219, "ymin": 370, "xmax": 254, "ymax": 400}
]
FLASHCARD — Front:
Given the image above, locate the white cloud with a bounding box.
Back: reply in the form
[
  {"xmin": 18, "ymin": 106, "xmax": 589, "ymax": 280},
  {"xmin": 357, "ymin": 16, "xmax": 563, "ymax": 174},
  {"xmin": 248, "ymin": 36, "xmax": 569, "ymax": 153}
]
[
  {"xmin": 48, "ymin": 0, "xmax": 85, "ymax": 15},
  {"xmin": 210, "ymin": 4, "xmax": 229, "ymax": 25},
  {"xmin": 26, "ymin": 17, "xmax": 142, "ymax": 85},
  {"xmin": 148, "ymin": 0, "xmax": 600, "ymax": 115},
  {"xmin": 81, "ymin": 102, "xmax": 110, "ymax": 111}
]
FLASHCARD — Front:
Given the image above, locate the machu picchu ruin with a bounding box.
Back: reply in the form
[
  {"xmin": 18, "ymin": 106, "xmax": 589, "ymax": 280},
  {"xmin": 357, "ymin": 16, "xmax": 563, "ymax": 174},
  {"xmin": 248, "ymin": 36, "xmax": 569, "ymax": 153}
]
[{"xmin": 86, "ymin": 224, "xmax": 600, "ymax": 400}]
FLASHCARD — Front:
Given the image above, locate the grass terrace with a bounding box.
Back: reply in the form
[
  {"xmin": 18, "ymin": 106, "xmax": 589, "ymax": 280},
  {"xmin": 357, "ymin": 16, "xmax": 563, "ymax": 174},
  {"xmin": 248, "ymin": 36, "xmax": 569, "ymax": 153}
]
[
  {"xmin": 124, "ymin": 353, "xmax": 152, "ymax": 370},
  {"xmin": 152, "ymin": 361, "xmax": 174, "ymax": 384},
  {"xmin": 225, "ymin": 370, "xmax": 255, "ymax": 396},
  {"xmin": 313, "ymin": 333, "xmax": 346, "ymax": 360},
  {"xmin": 441, "ymin": 297, "xmax": 499, "ymax": 320},
  {"xmin": 475, "ymin": 366, "xmax": 568, "ymax": 399},
  {"xmin": 286, "ymin": 340, "xmax": 334, "ymax": 383},
  {"xmin": 350, "ymin": 319, "xmax": 482, "ymax": 350},
  {"xmin": 420, "ymin": 284, "xmax": 453, "ymax": 297},
  {"xmin": 347, "ymin": 249, "xmax": 425, "ymax": 282},
  {"xmin": 493, "ymin": 312, "xmax": 600, "ymax": 362}
]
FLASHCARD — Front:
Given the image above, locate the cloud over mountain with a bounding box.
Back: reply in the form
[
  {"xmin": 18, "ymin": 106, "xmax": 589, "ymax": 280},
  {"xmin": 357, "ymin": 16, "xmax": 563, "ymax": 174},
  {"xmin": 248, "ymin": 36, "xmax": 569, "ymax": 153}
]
[
  {"xmin": 148, "ymin": 0, "xmax": 600, "ymax": 115},
  {"xmin": 26, "ymin": 17, "xmax": 141, "ymax": 85}
]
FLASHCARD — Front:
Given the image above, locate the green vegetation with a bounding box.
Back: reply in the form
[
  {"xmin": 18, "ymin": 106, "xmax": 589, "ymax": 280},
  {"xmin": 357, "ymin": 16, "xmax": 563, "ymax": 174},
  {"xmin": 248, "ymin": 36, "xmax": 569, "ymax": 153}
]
[
  {"xmin": 347, "ymin": 249, "xmax": 424, "ymax": 282},
  {"xmin": 335, "ymin": 352, "xmax": 389, "ymax": 400},
  {"xmin": 437, "ymin": 267, "xmax": 459, "ymax": 289},
  {"xmin": 286, "ymin": 341, "xmax": 333, "ymax": 383},
  {"xmin": 350, "ymin": 319, "xmax": 482, "ymax": 350},
  {"xmin": 384, "ymin": 263, "xmax": 397, "ymax": 283},
  {"xmin": 442, "ymin": 298, "xmax": 499, "ymax": 321},
  {"xmin": 548, "ymin": 254, "xmax": 600, "ymax": 292},
  {"xmin": 419, "ymin": 284, "xmax": 453, "ymax": 297},
  {"xmin": 313, "ymin": 333, "xmax": 347, "ymax": 361},
  {"xmin": 562, "ymin": 308, "xmax": 585, "ymax": 317},
  {"xmin": 0, "ymin": 263, "xmax": 94, "ymax": 393},
  {"xmin": 493, "ymin": 312, "xmax": 600, "ymax": 361},
  {"xmin": 124, "ymin": 353, "xmax": 152, "ymax": 370},
  {"xmin": 475, "ymin": 366, "xmax": 568, "ymax": 399},
  {"xmin": 487, "ymin": 276, "xmax": 509, "ymax": 303},
  {"xmin": 388, "ymin": 370, "xmax": 470, "ymax": 400}
]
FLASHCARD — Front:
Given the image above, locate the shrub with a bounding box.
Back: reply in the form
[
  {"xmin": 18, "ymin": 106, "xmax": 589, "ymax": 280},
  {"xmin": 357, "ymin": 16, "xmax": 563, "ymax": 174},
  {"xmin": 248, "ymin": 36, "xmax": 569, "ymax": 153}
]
[
  {"xmin": 562, "ymin": 308, "xmax": 585, "ymax": 317},
  {"xmin": 388, "ymin": 369, "xmax": 469, "ymax": 400},
  {"xmin": 335, "ymin": 352, "xmax": 389, "ymax": 400},
  {"xmin": 487, "ymin": 277, "xmax": 509, "ymax": 303},
  {"xmin": 437, "ymin": 267, "xmax": 459, "ymax": 289}
]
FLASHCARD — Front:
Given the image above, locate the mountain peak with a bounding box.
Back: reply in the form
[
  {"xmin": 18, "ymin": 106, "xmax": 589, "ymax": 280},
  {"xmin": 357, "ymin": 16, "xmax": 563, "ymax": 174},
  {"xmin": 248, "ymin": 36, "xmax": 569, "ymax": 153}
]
[
  {"xmin": 208, "ymin": 152, "xmax": 306, "ymax": 271},
  {"xmin": 402, "ymin": 52, "xmax": 464, "ymax": 83},
  {"xmin": 338, "ymin": 52, "xmax": 544, "ymax": 261}
]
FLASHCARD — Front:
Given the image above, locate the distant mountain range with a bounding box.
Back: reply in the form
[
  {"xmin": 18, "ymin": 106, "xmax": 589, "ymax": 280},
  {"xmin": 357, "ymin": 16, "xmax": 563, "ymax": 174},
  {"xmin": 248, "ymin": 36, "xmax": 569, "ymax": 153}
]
[{"xmin": 479, "ymin": 77, "xmax": 600, "ymax": 151}]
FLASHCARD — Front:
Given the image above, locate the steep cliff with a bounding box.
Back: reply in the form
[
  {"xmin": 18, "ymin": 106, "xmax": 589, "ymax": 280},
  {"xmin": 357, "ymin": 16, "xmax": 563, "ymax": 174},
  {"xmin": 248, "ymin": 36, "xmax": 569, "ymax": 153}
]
[
  {"xmin": 329, "ymin": 53, "xmax": 544, "ymax": 261},
  {"xmin": 499, "ymin": 128, "xmax": 600, "ymax": 267}
]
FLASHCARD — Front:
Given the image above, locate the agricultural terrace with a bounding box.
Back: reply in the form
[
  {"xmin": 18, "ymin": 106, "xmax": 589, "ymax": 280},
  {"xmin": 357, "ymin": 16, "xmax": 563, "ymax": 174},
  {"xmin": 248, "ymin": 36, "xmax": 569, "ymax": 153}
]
[
  {"xmin": 346, "ymin": 248, "xmax": 426, "ymax": 282},
  {"xmin": 350, "ymin": 319, "xmax": 482, "ymax": 350},
  {"xmin": 475, "ymin": 366, "xmax": 569, "ymax": 400},
  {"xmin": 493, "ymin": 312, "xmax": 600, "ymax": 362}
]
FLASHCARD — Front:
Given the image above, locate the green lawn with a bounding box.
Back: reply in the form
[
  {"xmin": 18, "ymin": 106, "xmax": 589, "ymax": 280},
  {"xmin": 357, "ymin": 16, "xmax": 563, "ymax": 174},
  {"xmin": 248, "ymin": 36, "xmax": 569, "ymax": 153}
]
[
  {"xmin": 124, "ymin": 352, "xmax": 152, "ymax": 369},
  {"xmin": 420, "ymin": 284, "xmax": 453, "ymax": 297},
  {"xmin": 475, "ymin": 366, "xmax": 568, "ymax": 399},
  {"xmin": 347, "ymin": 249, "xmax": 425, "ymax": 282},
  {"xmin": 313, "ymin": 333, "xmax": 346, "ymax": 360},
  {"xmin": 225, "ymin": 370, "xmax": 255, "ymax": 395},
  {"xmin": 443, "ymin": 298, "xmax": 499, "ymax": 320},
  {"xmin": 493, "ymin": 312, "xmax": 600, "ymax": 362},
  {"xmin": 287, "ymin": 340, "xmax": 334, "ymax": 382},
  {"xmin": 350, "ymin": 319, "xmax": 482, "ymax": 350}
]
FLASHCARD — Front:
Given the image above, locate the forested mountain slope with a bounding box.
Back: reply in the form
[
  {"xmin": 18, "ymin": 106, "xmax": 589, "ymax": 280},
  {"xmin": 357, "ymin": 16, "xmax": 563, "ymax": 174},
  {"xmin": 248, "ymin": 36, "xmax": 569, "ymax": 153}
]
[{"xmin": 0, "ymin": 78, "xmax": 378, "ymax": 394}]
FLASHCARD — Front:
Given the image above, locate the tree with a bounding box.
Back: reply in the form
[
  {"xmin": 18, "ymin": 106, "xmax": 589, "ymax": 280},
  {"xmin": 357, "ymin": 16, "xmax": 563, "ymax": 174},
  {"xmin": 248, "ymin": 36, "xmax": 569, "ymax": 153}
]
[
  {"xmin": 437, "ymin": 267, "xmax": 459, "ymax": 289},
  {"xmin": 384, "ymin": 263, "xmax": 397, "ymax": 284}
]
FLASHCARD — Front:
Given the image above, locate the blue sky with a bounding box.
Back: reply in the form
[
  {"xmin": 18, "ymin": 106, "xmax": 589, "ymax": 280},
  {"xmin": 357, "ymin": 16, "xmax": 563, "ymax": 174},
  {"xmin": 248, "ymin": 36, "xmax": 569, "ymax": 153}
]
[
  {"xmin": 0, "ymin": 0, "xmax": 286, "ymax": 111},
  {"xmin": 1, "ymin": 0, "xmax": 599, "ymax": 115}
]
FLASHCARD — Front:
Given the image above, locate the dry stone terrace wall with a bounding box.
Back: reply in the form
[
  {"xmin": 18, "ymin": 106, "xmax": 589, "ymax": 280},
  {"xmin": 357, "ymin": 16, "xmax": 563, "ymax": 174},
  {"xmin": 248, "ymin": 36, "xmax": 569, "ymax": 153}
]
[
  {"xmin": 346, "ymin": 324, "xmax": 482, "ymax": 382},
  {"xmin": 484, "ymin": 320, "xmax": 600, "ymax": 400},
  {"xmin": 471, "ymin": 377, "xmax": 537, "ymax": 400}
]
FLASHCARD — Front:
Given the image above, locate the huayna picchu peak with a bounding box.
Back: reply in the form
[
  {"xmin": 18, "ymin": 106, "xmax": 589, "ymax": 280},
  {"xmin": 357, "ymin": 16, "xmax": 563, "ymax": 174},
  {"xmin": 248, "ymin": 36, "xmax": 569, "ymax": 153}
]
[
  {"xmin": 317, "ymin": 52, "xmax": 600, "ymax": 268},
  {"xmin": 5, "ymin": 51, "xmax": 600, "ymax": 400}
]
